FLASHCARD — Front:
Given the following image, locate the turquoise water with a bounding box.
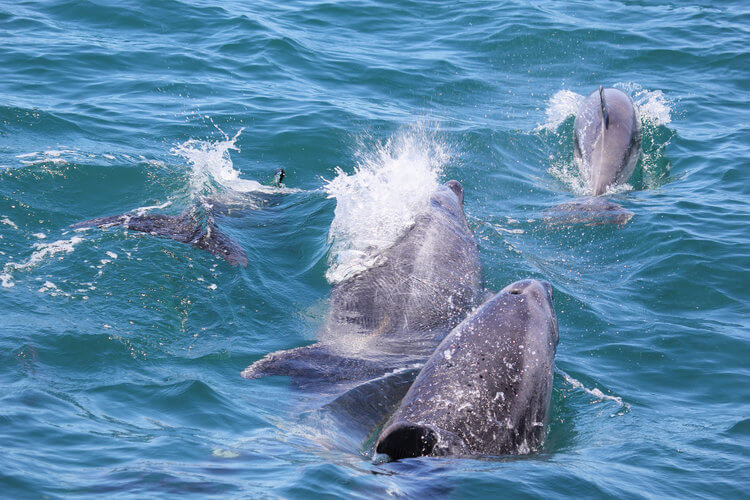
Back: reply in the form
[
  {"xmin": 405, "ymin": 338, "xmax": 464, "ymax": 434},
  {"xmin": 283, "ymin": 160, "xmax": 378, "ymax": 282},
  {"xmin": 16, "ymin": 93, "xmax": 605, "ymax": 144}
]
[{"xmin": 1, "ymin": 0, "xmax": 749, "ymax": 497}]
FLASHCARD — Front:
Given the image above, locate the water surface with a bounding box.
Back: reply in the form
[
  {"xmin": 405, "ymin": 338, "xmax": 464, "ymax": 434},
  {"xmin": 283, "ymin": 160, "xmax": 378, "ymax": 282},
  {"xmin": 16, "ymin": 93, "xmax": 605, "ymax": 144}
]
[{"xmin": 1, "ymin": 0, "xmax": 748, "ymax": 497}]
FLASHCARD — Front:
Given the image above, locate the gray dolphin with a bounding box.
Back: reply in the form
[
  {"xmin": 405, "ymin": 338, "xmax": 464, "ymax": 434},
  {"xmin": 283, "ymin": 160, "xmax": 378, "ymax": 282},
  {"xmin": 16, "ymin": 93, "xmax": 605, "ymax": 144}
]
[
  {"xmin": 242, "ymin": 180, "xmax": 484, "ymax": 391},
  {"xmin": 546, "ymin": 87, "xmax": 641, "ymax": 225},
  {"xmin": 376, "ymin": 279, "xmax": 558, "ymax": 459},
  {"xmin": 574, "ymin": 86, "xmax": 642, "ymax": 195}
]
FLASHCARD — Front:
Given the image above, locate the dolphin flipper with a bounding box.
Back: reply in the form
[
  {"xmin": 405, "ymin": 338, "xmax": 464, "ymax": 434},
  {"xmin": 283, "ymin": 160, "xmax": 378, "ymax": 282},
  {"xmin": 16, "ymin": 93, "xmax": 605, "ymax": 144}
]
[
  {"xmin": 313, "ymin": 366, "xmax": 419, "ymax": 439},
  {"xmin": 242, "ymin": 343, "xmax": 386, "ymax": 386},
  {"xmin": 72, "ymin": 211, "xmax": 247, "ymax": 266}
]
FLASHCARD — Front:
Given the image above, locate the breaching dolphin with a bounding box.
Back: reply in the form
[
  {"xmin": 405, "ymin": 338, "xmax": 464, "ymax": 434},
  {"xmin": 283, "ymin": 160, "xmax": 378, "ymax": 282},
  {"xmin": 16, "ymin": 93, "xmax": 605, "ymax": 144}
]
[
  {"xmin": 242, "ymin": 180, "xmax": 484, "ymax": 389},
  {"xmin": 548, "ymin": 86, "xmax": 641, "ymax": 225},
  {"xmin": 376, "ymin": 279, "xmax": 558, "ymax": 460},
  {"xmin": 71, "ymin": 169, "xmax": 286, "ymax": 266}
]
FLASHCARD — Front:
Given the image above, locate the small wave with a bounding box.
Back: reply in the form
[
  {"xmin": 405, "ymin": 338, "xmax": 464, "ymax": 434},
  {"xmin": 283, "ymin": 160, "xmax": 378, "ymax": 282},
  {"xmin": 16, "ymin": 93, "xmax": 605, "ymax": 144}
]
[
  {"xmin": 16, "ymin": 149, "xmax": 77, "ymax": 166},
  {"xmin": 130, "ymin": 200, "xmax": 172, "ymax": 217},
  {"xmin": 1, "ymin": 216, "xmax": 19, "ymax": 229},
  {"xmin": 323, "ymin": 124, "xmax": 449, "ymax": 283},
  {"xmin": 556, "ymin": 367, "xmax": 630, "ymax": 416},
  {"xmin": 14, "ymin": 149, "xmax": 148, "ymax": 168},
  {"xmin": 1, "ymin": 236, "xmax": 84, "ymax": 288}
]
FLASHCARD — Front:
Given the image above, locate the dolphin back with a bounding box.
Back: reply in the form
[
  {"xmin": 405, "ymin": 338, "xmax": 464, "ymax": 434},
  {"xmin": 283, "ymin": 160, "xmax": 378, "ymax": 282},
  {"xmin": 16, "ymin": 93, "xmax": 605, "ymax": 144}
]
[
  {"xmin": 325, "ymin": 183, "xmax": 483, "ymax": 340},
  {"xmin": 574, "ymin": 87, "xmax": 642, "ymax": 195}
]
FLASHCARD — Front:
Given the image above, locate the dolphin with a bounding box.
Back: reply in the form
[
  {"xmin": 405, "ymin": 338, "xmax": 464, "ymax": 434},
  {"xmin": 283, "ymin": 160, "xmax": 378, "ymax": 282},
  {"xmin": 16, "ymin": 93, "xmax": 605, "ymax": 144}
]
[
  {"xmin": 242, "ymin": 180, "xmax": 484, "ymax": 394},
  {"xmin": 547, "ymin": 87, "xmax": 641, "ymax": 225},
  {"xmin": 70, "ymin": 168, "xmax": 286, "ymax": 266},
  {"xmin": 574, "ymin": 86, "xmax": 642, "ymax": 196},
  {"xmin": 376, "ymin": 279, "xmax": 558, "ymax": 460}
]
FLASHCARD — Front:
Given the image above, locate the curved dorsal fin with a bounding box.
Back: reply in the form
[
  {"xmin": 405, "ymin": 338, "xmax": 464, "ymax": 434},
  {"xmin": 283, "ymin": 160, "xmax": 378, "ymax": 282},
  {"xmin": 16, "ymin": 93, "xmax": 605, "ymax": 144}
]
[{"xmin": 599, "ymin": 86, "xmax": 610, "ymax": 130}]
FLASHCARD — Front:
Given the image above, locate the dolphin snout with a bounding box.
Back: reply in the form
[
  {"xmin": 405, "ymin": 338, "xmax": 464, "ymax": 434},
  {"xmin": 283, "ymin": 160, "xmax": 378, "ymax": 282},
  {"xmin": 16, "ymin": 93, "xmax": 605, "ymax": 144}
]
[
  {"xmin": 445, "ymin": 180, "xmax": 464, "ymax": 204},
  {"xmin": 376, "ymin": 422, "xmax": 438, "ymax": 460},
  {"xmin": 502, "ymin": 279, "xmax": 552, "ymax": 299}
]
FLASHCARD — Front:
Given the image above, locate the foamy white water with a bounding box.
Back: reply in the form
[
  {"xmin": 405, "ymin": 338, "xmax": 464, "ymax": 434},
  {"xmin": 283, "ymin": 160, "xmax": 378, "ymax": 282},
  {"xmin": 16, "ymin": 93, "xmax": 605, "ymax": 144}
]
[
  {"xmin": 556, "ymin": 367, "xmax": 630, "ymax": 414},
  {"xmin": 1, "ymin": 236, "xmax": 84, "ymax": 288},
  {"xmin": 616, "ymin": 82, "xmax": 672, "ymax": 126},
  {"xmin": 324, "ymin": 125, "xmax": 449, "ymax": 283},
  {"xmin": 538, "ymin": 89, "xmax": 583, "ymax": 131}
]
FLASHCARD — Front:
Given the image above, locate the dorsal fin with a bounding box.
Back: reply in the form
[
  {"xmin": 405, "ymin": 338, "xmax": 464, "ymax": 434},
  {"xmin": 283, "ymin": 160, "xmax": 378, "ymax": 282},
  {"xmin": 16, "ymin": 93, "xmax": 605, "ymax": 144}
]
[{"xmin": 599, "ymin": 86, "xmax": 610, "ymax": 130}]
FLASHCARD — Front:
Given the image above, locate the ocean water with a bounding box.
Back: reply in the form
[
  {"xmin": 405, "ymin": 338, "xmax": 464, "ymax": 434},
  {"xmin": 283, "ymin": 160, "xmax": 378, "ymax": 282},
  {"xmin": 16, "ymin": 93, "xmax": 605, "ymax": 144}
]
[{"xmin": 1, "ymin": 0, "xmax": 748, "ymax": 497}]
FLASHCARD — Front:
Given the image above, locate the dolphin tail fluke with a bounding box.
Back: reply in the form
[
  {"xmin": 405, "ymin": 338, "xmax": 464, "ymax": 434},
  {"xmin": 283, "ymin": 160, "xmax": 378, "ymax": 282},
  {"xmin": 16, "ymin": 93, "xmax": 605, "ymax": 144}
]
[
  {"xmin": 71, "ymin": 211, "xmax": 247, "ymax": 266},
  {"xmin": 544, "ymin": 197, "xmax": 633, "ymax": 226}
]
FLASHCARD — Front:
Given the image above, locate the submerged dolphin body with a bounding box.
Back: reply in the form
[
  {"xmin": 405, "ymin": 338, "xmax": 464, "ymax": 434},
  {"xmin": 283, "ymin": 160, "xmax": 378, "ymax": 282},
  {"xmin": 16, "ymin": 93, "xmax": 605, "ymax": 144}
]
[
  {"xmin": 376, "ymin": 279, "xmax": 558, "ymax": 460},
  {"xmin": 71, "ymin": 169, "xmax": 286, "ymax": 266},
  {"xmin": 242, "ymin": 180, "xmax": 484, "ymax": 391},
  {"xmin": 548, "ymin": 87, "xmax": 642, "ymax": 226}
]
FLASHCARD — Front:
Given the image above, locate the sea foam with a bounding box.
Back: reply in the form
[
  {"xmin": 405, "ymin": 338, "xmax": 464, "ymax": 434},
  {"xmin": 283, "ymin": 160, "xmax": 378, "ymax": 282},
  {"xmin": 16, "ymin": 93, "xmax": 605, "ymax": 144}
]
[{"xmin": 1, "ymin": 236, "xmax": 84, "ymax": 288}]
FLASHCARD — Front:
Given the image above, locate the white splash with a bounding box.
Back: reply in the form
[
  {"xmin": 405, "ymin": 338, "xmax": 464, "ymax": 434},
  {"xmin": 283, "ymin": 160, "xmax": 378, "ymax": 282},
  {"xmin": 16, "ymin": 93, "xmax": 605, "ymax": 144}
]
[
  {"xmin": 323, "ymin": 124, "xmax": 449, "ymax": 283},
  {"xmin": 537, "ymin": 90, "xmax": 583, "ymax": 131},
  {"xmin": 1, "ymin": 236, "xmax": 84, "ymax": 288},
  {"xmin": 172, "ymin": 128, "xmax": 278, "ymax": 196},
  {"xmin": 615, "ymin": 82, "xmax": 672, "ymax": 126}
]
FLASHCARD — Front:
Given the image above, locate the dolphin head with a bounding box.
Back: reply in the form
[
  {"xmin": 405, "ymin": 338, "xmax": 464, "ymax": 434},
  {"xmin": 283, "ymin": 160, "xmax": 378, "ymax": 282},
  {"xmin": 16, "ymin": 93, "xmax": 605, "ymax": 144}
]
[
  {"xmin": 500, "ymin": 278, "xmax": 553, "ymax": 303},
  {"xmin": 375, "ymin": 278, "xmax": 559, "ymax": 460},
  {"xmin": 500, "ymin": 279, "xmax": 558, "ymax": 346},
  {"xmin": 574, "ymin": 87, "xmax": 642, "ymax": 196},
  {"xmin": 428, "ymin": 180, "xmax": 465, "ymax": 218}
]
